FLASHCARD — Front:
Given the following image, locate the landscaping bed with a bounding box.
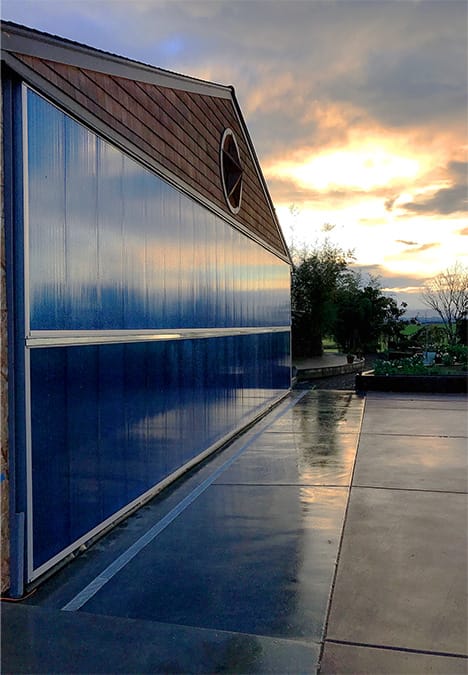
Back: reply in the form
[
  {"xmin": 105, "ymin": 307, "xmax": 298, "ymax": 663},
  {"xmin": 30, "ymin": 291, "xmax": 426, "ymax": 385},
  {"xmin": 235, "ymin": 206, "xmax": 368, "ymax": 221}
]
[
  {"xmin": 355, "ymin": 348, "xmax": 468, "ymax": 393},
  {"xmin": 356, "ymin": 371, "xmax": 467, "ymax": 394}
]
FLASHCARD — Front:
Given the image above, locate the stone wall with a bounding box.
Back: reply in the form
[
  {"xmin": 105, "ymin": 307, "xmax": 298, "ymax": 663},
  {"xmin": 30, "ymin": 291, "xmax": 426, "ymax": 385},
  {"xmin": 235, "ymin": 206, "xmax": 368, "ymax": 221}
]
[{"xmin": 0, "ymin": 80, "xmax": 10, "ymax": 594}]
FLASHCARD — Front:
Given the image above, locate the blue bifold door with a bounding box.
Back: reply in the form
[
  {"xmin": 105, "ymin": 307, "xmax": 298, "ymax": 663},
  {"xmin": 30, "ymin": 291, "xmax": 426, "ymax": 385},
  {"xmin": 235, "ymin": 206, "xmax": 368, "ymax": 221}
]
[{"xmin": 22, "ymin": 86, "xmax": 291, "ymax": 580}]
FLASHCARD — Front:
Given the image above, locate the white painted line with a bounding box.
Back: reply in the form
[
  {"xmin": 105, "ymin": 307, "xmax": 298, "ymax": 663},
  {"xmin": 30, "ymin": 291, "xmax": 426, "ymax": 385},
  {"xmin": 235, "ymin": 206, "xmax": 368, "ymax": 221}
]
[{"xmin": 62, "ymin": 391, "xmax": 308, "ymax": 612}]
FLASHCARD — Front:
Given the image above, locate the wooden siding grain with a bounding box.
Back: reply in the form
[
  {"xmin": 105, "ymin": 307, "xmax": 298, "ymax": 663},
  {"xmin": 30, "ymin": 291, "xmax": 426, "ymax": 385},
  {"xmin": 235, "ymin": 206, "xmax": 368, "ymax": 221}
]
[{"xmin": 15, "ymin": 53, "xmax": 288, "ymax": 257}]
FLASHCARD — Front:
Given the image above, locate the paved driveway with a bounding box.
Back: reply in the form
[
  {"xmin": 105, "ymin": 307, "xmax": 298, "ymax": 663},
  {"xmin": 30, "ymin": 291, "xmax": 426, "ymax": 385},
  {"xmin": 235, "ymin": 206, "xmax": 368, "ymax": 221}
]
[{"xmin": 2, "ymin": 391, "xmax": 467, "ymax": 674}]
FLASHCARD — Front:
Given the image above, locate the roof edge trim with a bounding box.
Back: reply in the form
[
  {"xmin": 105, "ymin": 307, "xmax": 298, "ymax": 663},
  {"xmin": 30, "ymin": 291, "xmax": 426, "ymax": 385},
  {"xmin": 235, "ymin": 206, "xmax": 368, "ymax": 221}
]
[
  {"xmin": 1, "ymin": 21, "xmax": 232, "ymax": 99},
  {"xmin": 229, "ymin": 87, "xmax": 292, "ymax": 264}
]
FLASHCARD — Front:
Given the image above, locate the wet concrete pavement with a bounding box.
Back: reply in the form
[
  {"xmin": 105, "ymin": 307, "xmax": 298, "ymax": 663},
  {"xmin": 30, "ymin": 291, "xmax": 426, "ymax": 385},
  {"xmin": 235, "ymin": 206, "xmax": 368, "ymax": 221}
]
[
  {"xmin": 321, "ymin": 393, "xmax": 468, "ymax": 674},
  {"xmin": 2, "ymin": 390, "xmax": 467, "ymax": 674}
]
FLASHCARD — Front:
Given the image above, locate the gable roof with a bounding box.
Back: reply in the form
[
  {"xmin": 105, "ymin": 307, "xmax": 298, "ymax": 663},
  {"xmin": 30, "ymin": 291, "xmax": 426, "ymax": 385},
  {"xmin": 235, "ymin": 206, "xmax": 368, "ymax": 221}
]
[{"xmin": 1, "ymin": 21, "xmax": 290, "ymax": 262}]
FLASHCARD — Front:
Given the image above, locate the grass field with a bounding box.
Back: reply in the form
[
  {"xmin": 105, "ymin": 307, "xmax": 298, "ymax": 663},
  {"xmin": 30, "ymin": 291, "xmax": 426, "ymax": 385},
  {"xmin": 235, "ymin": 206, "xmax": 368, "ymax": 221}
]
[
  {"xmin": 400, "ymin": 323, "xmax": 445, "ymax": 336},
  {"xmin": 322, "ymin": 337, "xmax": 338, "ymax": 350},
  {"xmin": 401, "ymin": 324, "xmax": 422, "ymax": 336}
]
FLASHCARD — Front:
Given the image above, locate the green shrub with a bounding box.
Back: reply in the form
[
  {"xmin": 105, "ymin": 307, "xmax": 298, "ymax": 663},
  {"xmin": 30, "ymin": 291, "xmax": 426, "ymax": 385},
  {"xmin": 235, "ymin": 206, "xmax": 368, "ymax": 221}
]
[
  {"xmin": 374, "ymin": 355, "xmax": 427, "ymax": 375},
  {"xmin": 441, "ymin": 344, "xmax": 468, "ymax": 367},
  {"xmin": 374, "ymin": 348, "xmax": 467, "ymax": 375}
]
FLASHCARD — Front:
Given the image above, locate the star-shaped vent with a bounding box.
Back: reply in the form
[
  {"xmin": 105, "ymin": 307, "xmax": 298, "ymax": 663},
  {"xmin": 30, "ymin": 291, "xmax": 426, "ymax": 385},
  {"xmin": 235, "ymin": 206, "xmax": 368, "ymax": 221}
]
[{"xmin": 220, "ymin": 129, "xmax": 243, "ymax": 214}]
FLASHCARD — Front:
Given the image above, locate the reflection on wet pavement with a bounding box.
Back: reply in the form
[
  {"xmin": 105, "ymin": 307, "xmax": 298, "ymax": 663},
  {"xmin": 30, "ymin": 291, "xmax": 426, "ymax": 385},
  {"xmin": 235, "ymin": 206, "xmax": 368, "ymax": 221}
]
[
  {"xmin": 79, "ymin": 484, "xmax": 349, "ymax": 640},
  {"xmin": 218, "ymin": 390, "xmax": 364, "ymax": 486},
  {"xmin": 73, "ymin": 391, "xmax": 364, "ymax": 641},
  {"xmin": 266, "ymin": 393, "xmax": 363, "ymax": 439},
  {"xmin": 216, "ymin": 434, "xmax": 359, "ymax": 485}
]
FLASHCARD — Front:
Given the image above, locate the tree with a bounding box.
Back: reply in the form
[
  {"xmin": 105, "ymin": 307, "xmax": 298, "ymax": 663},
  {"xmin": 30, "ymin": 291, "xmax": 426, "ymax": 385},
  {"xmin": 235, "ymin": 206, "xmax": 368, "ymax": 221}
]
[
  {"xmin": 291, "ymin": 239, "xmax": 352, "ymax": 356},
  {"xmin": 333, "ymin": 272, "xmax": 407, "ymax": 353},
  {"xmin": 456, "ymin": 317, "xmax": 468, "ymax": 346},
  {"xmin": 421, "ymin": 262, "xmax": 468, "ymax": 345}
]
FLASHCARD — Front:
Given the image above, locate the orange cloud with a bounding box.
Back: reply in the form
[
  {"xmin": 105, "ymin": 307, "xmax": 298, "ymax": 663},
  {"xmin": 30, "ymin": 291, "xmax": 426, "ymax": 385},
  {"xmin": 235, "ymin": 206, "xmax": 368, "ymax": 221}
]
[{"xmin": 400, "ymin": 242, "xmax": 440, "ymax": 254}]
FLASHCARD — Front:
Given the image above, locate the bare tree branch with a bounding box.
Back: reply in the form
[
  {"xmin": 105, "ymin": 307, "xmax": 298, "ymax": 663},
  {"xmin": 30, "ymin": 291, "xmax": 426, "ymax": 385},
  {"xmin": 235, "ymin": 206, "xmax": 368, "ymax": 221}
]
[{"xmin": 421, "ymin": 262, "xmax": 468, "ymax": 344}]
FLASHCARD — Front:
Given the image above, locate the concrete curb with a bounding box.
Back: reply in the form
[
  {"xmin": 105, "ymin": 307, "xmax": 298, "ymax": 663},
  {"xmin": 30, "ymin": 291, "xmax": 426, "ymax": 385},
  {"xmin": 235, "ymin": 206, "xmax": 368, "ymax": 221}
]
[{"xmin": 295, "ymin": 358, "xmax": 365, "ymax": 381}]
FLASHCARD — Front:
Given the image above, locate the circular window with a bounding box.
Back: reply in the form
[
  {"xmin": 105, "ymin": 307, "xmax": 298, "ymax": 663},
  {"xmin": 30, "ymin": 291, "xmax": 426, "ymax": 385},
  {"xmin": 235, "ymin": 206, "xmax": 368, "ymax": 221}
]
[{"xmin": 220, "ymin": 128, "xmax": 243, "ymax": 214}]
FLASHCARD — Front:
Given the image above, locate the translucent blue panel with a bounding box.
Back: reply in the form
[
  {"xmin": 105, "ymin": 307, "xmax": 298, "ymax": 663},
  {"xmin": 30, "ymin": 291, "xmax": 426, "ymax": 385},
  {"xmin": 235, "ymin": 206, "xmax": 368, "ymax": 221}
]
[
  {"xmin": 27, "ymin": 90, "xmax": 290, "ymax": 331},
  {"xmin": 30, "ymin": 333, "xmax": 290, "ymax": 569},
  {"xmin": 27, "ymin": 95, "xmax": 67, "ymax": 329}
]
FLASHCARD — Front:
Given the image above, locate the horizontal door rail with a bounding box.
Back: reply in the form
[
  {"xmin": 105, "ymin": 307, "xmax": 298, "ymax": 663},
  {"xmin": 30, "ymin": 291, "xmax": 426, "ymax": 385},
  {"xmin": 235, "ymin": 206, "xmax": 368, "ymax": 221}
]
[{"xmin": 26, "ymin": 326, "xmax": 290, "ymax": 348}]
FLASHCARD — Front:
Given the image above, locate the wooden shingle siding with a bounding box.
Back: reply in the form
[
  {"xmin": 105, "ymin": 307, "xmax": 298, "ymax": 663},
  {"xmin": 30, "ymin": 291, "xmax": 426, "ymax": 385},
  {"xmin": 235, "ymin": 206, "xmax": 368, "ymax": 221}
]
[{"xmin": 15, "ymin": 53, "xmax": 287, "ymax": 257}]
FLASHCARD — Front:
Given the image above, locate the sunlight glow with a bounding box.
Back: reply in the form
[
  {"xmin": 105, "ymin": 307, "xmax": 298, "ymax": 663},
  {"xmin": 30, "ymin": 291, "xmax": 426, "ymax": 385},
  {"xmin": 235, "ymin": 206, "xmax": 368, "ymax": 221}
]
[{"xmin": 270, "ymin": 145, "xmax": 421, "ymax": 191}]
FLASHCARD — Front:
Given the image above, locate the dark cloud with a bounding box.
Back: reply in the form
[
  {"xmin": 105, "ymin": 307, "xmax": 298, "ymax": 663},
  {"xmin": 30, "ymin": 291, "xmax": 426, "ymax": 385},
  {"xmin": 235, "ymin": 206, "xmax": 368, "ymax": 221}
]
[
  {"xmin": 385, "ymin": 196, "xmax": 398, "ymax": 211},
  {"xmin": 319, "ymin": 3, "xmax": 467, "ymax": 133},
  {"xmin": 236, "ymin": 1, "xmax": 467, "ymax": 155},
  {"xmin": 249, "ymin": 108, "xmax": 321, "ymax": 164},
  {"xmin": 348, "ymin": 265, "xmax": 427, "ymax": 309},
  {"xmin": 402, "ymin": 185, "xmax": 467, "ymax": 215},
  {"xmin": 264, "ymin": 175, "xmax": 318, "ymax": 204},
  {"xmin": 396, "ymin": 239, "xmax": 418, "ymax": 246},
  {"xmin": 401, "ymin": 161, "xmax": 468, "ymax": 215},
  {"xmin": 350, "ymin": 264, "xmax": 427, "ymax": 290},
  {"xmin": 359, "ymin": 41, "xmax": 466, "ymax": 130}
]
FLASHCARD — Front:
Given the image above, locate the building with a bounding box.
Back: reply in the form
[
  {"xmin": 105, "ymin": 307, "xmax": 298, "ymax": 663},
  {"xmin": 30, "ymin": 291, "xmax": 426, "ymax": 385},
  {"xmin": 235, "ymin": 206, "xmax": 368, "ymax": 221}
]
[{"xmin": 0, "ymin": 22, "xmax": 291, "ymax": 596}]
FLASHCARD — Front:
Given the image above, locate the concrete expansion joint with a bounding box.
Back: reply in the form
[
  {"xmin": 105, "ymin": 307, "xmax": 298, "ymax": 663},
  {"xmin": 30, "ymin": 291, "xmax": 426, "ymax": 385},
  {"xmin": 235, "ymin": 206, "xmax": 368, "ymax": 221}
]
[
  {"xmin": 352, "ymin": 484, "xmax": 468, "ymax": 495},
  {"xmin": 324, "ymin": 638, "xmax": 468, "ymax": 661}
]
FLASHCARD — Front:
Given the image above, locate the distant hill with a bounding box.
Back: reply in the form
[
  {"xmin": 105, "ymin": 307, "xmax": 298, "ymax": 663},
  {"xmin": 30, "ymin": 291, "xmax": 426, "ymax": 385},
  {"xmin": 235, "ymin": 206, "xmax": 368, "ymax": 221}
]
[{"xmin": 404, "ymin": 310, "xmax": 443, "ymax": 324}]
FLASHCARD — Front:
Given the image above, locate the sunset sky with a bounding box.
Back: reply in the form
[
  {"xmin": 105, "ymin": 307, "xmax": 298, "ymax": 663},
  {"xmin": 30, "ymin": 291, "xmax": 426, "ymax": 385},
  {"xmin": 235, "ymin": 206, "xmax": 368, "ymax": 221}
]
[{"xmin": 2, "ymin": 0, "xmax": 467, "ymax": 311}]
